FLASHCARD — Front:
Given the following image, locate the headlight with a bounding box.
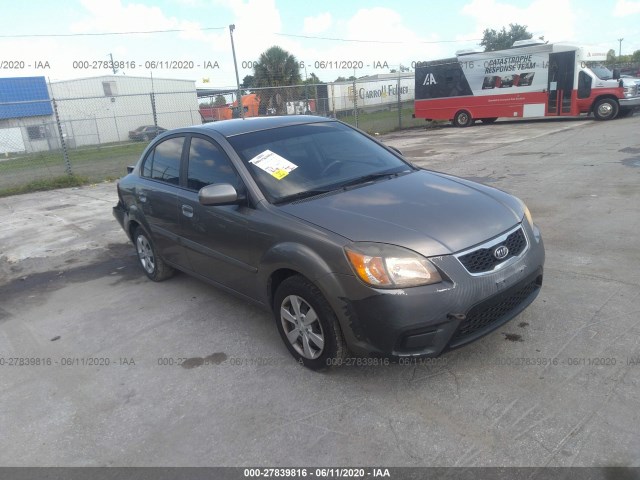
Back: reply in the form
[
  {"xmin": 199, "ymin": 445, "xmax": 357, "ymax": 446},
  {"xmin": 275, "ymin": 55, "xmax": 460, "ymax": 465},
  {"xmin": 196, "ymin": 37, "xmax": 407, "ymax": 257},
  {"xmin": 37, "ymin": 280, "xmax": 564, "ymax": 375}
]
[
  {"xmin": 516, "ymin": 198, "xmax": 533, "ymax": 229},
  {"xmin": 344, "ymin": 242, "xmax": 442, "ymax": 288},
  {"xmin": 523, "ymin": 203, "xmax": 534, "ymax": 229}
]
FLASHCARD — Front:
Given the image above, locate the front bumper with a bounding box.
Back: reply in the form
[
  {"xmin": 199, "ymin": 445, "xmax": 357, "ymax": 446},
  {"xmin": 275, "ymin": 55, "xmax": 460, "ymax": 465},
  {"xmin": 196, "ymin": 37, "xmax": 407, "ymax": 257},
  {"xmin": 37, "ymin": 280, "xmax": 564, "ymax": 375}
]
[
  {"xmin": 320, "ymin": 222, "xmax": 545, "ymax": 358},
  {"xmin": 620, "ymin": 97, "xmax": 640, "ymax": 108}
]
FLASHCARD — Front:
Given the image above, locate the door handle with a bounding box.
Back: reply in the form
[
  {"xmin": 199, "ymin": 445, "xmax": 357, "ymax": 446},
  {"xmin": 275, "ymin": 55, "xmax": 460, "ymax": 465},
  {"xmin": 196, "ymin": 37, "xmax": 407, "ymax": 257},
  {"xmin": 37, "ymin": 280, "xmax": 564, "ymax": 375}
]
[{"xmin": 181, "ymin": 205, "xmax": 194, "ymax": 218}]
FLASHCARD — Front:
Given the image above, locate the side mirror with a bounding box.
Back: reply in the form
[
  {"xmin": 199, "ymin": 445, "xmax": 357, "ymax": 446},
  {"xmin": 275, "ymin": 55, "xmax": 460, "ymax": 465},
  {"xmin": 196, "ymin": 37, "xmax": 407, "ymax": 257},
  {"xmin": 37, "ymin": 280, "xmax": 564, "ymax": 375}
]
[
  {"xmin": 198, "ymin": 183, "xmax": 242, "ymax": 206},
  {"xmin": 388, "ymin": 146, "xmax": 403, "ymax": 156},
  {"xmin": 613, "ymin": 68, "xmax": 621, "ymax": 80}
]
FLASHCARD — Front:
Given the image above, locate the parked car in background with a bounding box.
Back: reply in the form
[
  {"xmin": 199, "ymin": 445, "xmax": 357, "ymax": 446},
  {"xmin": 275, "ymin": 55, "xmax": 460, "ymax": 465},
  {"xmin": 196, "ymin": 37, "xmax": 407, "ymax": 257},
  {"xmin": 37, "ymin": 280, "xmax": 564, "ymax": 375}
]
[
  {"xmin": 113, "ymin": 116, "xmax": 545, "ymax": 370},
  {"xmin": 128, "ymin": 125, "xmax": 167, "ymax": 141}
]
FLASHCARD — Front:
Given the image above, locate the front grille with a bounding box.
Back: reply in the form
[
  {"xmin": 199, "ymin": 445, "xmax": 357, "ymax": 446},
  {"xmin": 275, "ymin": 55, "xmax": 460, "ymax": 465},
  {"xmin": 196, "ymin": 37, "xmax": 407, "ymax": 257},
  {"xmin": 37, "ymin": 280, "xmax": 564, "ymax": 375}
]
[
  {"xmin": 453, "ymin": 276, "xmax": 541, "ymax": 341},
  {"xmin": 458, "ymin": 227, "xmax": 527, "ymax": 274}
]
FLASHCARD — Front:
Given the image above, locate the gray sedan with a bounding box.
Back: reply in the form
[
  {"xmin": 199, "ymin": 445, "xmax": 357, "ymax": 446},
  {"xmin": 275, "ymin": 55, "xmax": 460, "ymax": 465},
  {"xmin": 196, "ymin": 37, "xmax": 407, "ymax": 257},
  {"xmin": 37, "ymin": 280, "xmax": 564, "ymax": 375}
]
[{"xmin": 113, "ymin": 116, "xmax": 544, "ymax": 370}]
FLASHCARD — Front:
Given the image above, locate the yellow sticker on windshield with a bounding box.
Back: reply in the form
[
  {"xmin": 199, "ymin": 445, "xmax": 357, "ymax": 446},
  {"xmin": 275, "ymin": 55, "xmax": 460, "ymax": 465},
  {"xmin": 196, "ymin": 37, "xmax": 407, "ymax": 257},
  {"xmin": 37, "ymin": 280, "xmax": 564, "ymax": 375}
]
[
  {"xmin": 272, "ymin": 169, "xmax": 289, "ymax": 180},
  {"xmin": 249, "ymin": 149, "xmax": 298, "ymax": 181}
]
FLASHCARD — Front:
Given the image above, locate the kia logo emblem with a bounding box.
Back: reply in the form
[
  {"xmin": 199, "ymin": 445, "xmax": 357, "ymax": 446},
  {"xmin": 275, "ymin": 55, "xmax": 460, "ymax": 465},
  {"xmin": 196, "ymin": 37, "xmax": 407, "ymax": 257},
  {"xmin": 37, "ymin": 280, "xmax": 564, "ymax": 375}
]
[{"xmin": 494, "ymin": 246, "xmax": 509, "ymax": 260}]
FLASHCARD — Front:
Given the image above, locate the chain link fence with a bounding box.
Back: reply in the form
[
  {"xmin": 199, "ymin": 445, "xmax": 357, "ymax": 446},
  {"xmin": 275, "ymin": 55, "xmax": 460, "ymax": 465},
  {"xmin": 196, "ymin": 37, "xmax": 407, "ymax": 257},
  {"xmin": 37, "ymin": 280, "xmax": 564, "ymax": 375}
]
[{"xmin": 0, "ymin": 74, "xmax": 427, "ymax": 195}]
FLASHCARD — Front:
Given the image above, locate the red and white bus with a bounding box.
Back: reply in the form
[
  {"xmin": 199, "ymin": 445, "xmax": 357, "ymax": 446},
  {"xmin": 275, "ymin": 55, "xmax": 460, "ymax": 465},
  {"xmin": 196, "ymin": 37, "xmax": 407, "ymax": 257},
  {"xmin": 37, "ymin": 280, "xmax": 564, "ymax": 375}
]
[{"xmin": 414, "ymin": 40, "xmax": 640, "ymax": 127}]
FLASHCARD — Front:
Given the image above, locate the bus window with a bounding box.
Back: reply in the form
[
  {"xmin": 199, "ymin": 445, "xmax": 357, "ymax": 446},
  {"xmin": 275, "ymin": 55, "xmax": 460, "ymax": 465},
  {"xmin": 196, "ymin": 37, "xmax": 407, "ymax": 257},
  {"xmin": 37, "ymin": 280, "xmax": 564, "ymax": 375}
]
[{"xmin": 578, "ymin": 71, "xmax": 592, "ymax": 99}]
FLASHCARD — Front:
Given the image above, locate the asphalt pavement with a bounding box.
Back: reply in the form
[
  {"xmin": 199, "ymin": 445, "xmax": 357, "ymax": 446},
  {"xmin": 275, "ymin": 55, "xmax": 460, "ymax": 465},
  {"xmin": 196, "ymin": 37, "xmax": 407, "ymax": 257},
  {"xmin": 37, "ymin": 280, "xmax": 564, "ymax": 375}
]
[{"xmin": 0, "ymin": 115, "xmax": 639, "ymax": 467}]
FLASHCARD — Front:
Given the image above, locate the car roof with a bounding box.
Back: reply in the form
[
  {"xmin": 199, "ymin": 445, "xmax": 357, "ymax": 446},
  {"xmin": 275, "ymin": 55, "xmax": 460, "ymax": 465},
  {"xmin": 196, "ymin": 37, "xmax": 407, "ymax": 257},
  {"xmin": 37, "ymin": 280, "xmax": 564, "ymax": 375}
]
[{"xmin": 186, "ymin": 115, "xmax": 335, "ymax": 138}]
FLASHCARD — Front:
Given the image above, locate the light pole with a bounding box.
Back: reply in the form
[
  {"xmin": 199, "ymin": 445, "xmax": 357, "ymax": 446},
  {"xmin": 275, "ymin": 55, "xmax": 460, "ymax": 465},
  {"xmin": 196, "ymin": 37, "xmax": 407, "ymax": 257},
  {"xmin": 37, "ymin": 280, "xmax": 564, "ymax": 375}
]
[
  {"xmin": 618, "ymin": 38, "xmax": 624, "ymax": 58},
  {"xmin": 229, "ymin": 24, "xmax": 244, "ymax": 119}
]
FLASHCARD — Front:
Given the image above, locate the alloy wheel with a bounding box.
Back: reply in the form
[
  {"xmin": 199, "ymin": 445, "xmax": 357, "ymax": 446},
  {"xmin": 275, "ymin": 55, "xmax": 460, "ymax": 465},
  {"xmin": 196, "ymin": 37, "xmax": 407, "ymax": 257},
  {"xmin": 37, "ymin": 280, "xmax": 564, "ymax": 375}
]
[
  {"xmin": 136, "ymin": 234, "xmax": 155, "ymax": 274},
  {"xmin": 280, "ymin": 295, "xmax": 325, "ymax": 359}
]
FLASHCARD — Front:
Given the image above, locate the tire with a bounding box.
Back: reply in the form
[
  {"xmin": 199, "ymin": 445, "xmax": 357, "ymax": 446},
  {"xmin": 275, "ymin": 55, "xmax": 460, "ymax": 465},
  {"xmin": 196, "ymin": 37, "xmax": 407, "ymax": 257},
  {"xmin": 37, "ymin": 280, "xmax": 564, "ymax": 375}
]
[
  {"xmin": 453, "ymin": 110, "xmax": 473, "ymax": 127},
  {"xmin": 133, "ymin": 226, "xmax": 174, "ymax": 281},
  {"xmin": 593, "ymin": 98, "xmax": 619, "ymax": 120},
  {"xmin": 480, "ymin": 117, "xmax": 498, "ymax": 124},
  {"xmin": 274, "ymin": 275, "xmax": 348, "ymax": 370}
]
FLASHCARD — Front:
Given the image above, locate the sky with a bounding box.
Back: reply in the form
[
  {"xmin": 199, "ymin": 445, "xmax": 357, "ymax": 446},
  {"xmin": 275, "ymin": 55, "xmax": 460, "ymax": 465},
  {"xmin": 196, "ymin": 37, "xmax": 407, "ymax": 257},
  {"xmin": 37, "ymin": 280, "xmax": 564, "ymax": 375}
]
[{"xmin": 1, "ymin": 0, "xmax": 639, "ymax": 88}]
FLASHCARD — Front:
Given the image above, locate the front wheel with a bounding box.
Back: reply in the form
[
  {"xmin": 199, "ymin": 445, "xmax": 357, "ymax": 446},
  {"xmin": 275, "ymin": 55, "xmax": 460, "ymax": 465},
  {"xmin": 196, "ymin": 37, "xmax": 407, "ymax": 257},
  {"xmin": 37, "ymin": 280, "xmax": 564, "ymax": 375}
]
[
  {"xmin": 593, "ymin": 98, "xmax": 619, "ymax": 120},
  {"xmin": 274, "ymin": 275, "xmax": 348, "ymax": 370},
  {"xmin": 133, "ymin": 227, "xmax": 174, "ymax": 281},
  {"xmin": 453, "ymin": 110, "xmax": 473, "ymax": 127}
]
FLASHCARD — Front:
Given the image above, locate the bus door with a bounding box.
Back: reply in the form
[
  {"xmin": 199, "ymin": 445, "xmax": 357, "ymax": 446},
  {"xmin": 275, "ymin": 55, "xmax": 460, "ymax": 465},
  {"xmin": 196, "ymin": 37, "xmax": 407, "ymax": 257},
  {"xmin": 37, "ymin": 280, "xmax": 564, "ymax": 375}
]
[{"xmin": 547, "ymin": 51, "xmax": 575, "ymax": 115}]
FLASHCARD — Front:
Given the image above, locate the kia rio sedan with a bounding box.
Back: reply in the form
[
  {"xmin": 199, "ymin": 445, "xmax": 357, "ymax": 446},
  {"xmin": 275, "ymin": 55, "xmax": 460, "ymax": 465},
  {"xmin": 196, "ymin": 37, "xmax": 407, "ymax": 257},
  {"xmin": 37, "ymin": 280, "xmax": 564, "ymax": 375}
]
[{"xmin": 113, "ymin": 116, "xmax": 544, "ymax": 370}]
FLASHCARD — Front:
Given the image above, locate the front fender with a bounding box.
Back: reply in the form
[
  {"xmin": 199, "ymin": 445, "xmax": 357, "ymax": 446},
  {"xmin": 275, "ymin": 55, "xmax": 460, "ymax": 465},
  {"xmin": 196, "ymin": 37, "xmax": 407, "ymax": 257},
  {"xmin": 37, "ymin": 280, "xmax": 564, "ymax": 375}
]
[
  {"xmin": 260, "ymin": 241, "xmax": 335, "ymax": 281},
  {"xmin": 258, "ymin": 241, "xmax": 347, "ymax": 305}
]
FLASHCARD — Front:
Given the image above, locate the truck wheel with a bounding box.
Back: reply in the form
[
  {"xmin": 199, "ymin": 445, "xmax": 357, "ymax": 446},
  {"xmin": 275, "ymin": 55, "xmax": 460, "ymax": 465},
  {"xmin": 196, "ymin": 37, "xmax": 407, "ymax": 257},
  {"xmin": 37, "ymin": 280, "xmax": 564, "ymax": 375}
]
[
  {"xmin": 593, "ymin": 98, "xmax": 619, "ymax": 120},
  {"xmin": 480, "ymin": 117, "xmax": 498, "ymax": 124},
  {"xmin": 274, "ymin": 275, "xmax": 348, "ymax": 370},
  {"xmin": 453, "ymin": 110, "xmax": 473, "ymax": 127}
]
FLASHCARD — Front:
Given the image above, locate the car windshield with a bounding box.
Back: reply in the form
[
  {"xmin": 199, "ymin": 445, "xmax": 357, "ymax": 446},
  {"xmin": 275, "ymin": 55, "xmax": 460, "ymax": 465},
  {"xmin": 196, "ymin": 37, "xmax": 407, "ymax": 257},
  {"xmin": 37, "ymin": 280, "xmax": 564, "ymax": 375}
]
[
  {"xmin": 226, "ymin": 121, "xmax": 414, "ymax": 203},
  {"xmin": 589, "ymin": 65, "xmax": 614, "ymax": 80}
]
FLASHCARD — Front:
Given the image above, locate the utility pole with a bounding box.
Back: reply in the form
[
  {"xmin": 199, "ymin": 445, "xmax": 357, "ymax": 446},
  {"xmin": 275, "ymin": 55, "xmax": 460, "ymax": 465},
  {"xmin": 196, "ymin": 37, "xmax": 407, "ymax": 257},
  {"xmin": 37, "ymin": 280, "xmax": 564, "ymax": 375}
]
[
  {"xmin": 229, "ymin": 24, "xmax": 244, "ymax": 119},
  {"xmin": 109, "ymin": 53, "xmax": 118, "ymax": 74},
  {"xmin": 352, "ymin": 69, "xmax": 358, "ymax": 128},
  {"xmin": 618, "ymin": 38, "xmax": 624, "ymax": 58},
  {"xmin": 304, "ymin": 64, "xmax": 309, "ymax": 114}
]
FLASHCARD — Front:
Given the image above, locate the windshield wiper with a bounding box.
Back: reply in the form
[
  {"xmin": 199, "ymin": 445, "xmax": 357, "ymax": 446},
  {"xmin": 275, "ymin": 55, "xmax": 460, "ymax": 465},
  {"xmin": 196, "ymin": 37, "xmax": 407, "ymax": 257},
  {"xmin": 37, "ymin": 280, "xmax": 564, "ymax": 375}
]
[
  {"xmin": 338, "ymin": 169, "xmax": 412, "ymax": 189},
  {"xmin": 274, "ymin": 189, "xmax": 335, "ymax": 204},
  {"xmin": 275, "ymin": 169, "xmax": 413, "ymax": 204}
]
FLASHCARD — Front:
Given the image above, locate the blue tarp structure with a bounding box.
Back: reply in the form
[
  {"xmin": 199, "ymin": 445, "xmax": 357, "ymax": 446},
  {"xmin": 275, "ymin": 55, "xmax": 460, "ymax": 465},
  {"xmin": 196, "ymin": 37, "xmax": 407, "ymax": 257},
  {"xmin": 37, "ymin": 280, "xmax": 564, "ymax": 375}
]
[{"xmin": 0, "ymin": 76, "xmax": 53, "ymax": 120}]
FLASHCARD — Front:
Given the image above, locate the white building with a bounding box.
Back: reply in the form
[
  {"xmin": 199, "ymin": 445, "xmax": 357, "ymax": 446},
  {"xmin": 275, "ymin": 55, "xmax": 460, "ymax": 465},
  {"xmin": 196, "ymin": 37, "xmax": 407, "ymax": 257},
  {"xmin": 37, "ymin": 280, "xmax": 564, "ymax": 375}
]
[
  {"xmin": 0, "ymin": 76, "xmax": 56, "ymax": 154},
  {"xmin": 0, "ymin": 75, "xmax": 200, "ymax": 153},
  {"xmin": 327, "ymin": 73, "xmax": 415, "ymax": 114},
  {"xmin": 50, "ymin": 75, "xmax": 200, "ymax": 148}
]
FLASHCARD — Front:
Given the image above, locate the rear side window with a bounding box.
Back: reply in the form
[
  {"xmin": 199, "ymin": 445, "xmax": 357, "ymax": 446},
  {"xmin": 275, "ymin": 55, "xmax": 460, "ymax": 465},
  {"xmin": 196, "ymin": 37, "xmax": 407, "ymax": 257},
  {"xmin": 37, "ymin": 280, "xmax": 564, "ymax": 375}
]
[
  {"xmin": 187, "ymin": 137, "xmax": 240, "ymax": 191},
  {"xmin": 142, "ymin": 136, "xmax": 184, "ymax": 184}
]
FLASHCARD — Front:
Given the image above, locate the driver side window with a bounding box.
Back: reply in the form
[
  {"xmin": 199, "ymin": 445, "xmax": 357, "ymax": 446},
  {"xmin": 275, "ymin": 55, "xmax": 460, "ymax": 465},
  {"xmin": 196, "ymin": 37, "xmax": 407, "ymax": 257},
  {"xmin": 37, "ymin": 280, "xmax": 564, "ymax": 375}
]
[{"xmin": 187, "ymin": 137, "xmax": 241, "ymax": 191}]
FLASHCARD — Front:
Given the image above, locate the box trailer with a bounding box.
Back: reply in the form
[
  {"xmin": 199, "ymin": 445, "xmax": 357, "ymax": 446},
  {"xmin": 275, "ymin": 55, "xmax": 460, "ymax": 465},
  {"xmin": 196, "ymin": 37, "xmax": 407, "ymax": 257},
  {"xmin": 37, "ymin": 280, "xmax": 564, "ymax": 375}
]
[{"xmin": 414, "ymin": 40, "xmax": 640, "ymax": 127}]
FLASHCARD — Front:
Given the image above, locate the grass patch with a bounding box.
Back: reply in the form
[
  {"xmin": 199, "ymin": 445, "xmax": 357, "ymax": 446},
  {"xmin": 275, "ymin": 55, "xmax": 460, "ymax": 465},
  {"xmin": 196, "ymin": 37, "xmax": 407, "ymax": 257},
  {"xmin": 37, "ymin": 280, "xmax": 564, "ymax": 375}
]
[
  {"xmin": 0, "ymin": 174, "xmax": 92, "ymax": 198},
  {"xmin": 0, "ymin": 141, "xmax": 146, "ymax": 192},
  {"xmin": 0, "ymin": 142, "xmax": 146, "ymax": 174},
  {"xmin": 339, "ymin": 107, "xmax": 426, "ymax": 135}
]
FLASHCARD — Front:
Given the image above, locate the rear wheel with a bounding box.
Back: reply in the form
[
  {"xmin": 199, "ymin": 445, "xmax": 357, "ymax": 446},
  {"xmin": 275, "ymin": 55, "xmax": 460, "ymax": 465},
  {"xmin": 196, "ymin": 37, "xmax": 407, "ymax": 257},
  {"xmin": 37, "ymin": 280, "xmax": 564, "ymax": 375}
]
[
  {"xmin": 480, "ymin": 117, "xmax": 498, "ymax": 124},
  {"xmin": 593, "ymin": 98, "xmax": 619, "ymax": 120},
  {"xmin": 453, "ymin": 110, "xmax": 473, "ymax": 127},
  {"xmin": 133, "ymin": 227, "xmax": 174, "ymax": 281},
  {"xmin": 274, "ymin": 275, "xmax": 348, "ymax": 370}
]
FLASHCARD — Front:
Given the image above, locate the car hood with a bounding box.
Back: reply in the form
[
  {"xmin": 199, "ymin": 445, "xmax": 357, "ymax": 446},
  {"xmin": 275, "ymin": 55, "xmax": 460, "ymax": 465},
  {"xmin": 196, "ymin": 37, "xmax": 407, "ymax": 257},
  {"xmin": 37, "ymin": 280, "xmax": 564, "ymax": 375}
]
[{"xmin": 278, "ymin": 170, "xmax": 524, "ymax": 256}]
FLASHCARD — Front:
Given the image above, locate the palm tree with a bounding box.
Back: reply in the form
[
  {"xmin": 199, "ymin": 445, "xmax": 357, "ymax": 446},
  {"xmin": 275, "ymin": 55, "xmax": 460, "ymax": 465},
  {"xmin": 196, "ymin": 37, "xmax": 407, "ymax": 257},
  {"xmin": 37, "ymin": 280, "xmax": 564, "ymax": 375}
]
[{"xmin": 253, "ymin": 46, "xmax": 302, "ymax": 114}]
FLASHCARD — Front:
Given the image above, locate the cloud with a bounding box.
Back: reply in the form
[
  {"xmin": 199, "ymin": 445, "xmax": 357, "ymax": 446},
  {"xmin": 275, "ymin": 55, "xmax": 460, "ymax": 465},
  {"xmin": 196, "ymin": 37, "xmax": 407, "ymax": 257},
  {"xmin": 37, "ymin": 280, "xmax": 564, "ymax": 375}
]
[
  {"xmin": 613, "ymin": 0, "xmax": 640, "ymax": 16},
  {"xmin": 73, "ymin": 0, "xmax": 175, "ymax": 33},
  {"xmin": 461, "ymin": 0, "xmax": 576, "ymax": 43},
  {"xmin": 71, "ymin": 0, "xmax": 217, "ymax": 42},
  {"xmin": 303, "ymin": 13, "xmax": 332, "ymax": 34}
]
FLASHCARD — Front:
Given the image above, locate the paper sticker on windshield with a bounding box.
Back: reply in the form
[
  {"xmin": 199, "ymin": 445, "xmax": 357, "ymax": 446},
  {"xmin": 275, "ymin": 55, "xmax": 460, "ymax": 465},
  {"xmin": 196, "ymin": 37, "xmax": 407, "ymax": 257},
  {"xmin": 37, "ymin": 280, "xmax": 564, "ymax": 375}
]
[{"xmin": 249, "ymin": 149, "xmax": 297, "ymax": 180}]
